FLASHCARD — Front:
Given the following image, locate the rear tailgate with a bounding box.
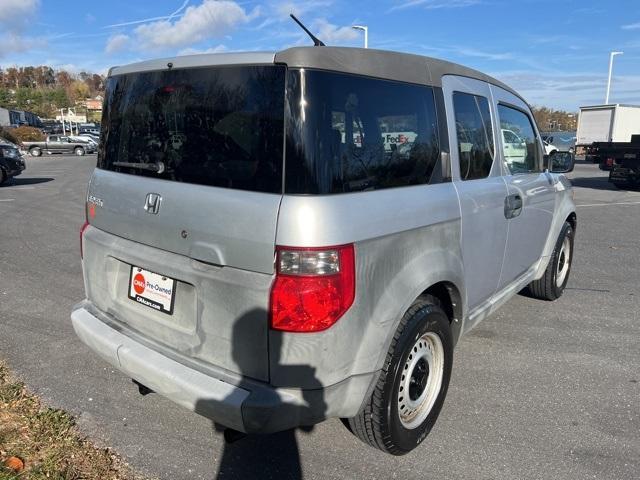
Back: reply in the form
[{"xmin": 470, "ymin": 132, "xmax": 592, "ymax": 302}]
[
  {"xmin": 89, "ymin": 170, "xmax": 280, "ymax": 273},
  {"xmin": 81, "ymin": 62, "xmax": 285, "ymax": 381}
]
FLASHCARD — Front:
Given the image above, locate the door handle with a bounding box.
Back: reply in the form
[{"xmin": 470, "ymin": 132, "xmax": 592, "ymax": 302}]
[{"xmin": 504, "ymin": 194, "xmax": 523, "ymax": 219}]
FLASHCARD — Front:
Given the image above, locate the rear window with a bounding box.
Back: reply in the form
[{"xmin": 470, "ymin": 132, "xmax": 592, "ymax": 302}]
[
  {"xmin": 284, "ymin": 69, "xmax": 442, "ymax": 194},
  {"xmin": 98, "ymin": 65, "xmax": 285, "ymax": 193}
]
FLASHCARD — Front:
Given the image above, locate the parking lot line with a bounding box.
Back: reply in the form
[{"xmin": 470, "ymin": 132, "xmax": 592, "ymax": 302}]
[
  {"xmin": 0, "ymin": 199, "xmax": 15, "ymax": 202},
  {"xmin": 577, "ymin": 201, "xmax": 640, "ymax": 207}
]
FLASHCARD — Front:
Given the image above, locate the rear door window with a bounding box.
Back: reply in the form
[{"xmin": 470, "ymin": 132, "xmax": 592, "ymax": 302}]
[
  {"xmin": 99, "ymin": 65, "xmax": 285, "ymax": 194},
  {"xmin": 452, "ymin": 92, "xmax": 495, "ymax": 180},
  {"xmin": 285, "ymin": 69, "xmax": 442, "ymax": 194}
]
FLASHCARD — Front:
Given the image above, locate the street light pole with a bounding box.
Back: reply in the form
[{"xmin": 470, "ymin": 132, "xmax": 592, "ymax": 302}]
[
  {"xmin": 605, "ymin": 51, "xmax": 623, "ymax": 104},
  {"xmin": 352, "ymin": 25, "xmax": 368, "ymax": 48}
]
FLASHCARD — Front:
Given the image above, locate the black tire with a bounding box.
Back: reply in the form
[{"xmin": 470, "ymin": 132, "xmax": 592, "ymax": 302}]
[
  {"xmin": 346, "ymin": 296, "xmax": 453, "ymax": 455},
  {"xmin": 74, "ymin": 147, "xmax": 85, "ymax": 156},
  {"xmin": 0, "ymin": 167, "xmax": 6, "ymax": 185},
  {"xmin": 30, "ymin": 147, "xmax": 42, "ymax": 157},
  {"xmin": 528, "ymin": 221, "xmax": 574, "ymax": 301}
]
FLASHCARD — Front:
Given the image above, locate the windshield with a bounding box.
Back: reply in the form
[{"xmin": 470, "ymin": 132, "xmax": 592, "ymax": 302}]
[
  {"xmin": 1, "ymin": 146, "xmax": 20, "ymax": 159},
  {"xmin": 98, "ymin": 65, "xmax": 285, "ymax": 193}
]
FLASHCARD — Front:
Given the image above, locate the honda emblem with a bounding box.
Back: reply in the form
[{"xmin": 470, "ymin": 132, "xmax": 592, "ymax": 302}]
[{"xmin": 144, "ymin": 193, "xmax": 162, "ymax": 214}]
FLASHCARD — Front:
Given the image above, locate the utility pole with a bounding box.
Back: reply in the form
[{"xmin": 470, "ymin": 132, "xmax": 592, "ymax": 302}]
[{"xmin": 605, "ymin": 51, "xmax": 623, "ymax": 104}]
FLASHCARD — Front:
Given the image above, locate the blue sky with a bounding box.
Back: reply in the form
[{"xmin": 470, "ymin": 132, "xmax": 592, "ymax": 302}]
[{"xmin": 1, "ymin": 0, "xmax": 639, "ymax": 110}]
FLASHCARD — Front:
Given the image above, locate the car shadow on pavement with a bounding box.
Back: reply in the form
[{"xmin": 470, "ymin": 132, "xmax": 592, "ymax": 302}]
[
  {"xmin": 568, "ymin": 176, "xmax": 619, "ymax": 191},
  {"xmin": 195, "ymin": 309, "xmax": 326, "ymax": 480},
  {"xmin": 6, "ymin": 177, "xmax": 54, "ymax": 186}
]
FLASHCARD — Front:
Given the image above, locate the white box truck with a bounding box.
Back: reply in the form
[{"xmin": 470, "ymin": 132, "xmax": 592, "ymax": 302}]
[{"xmin": 576, "ymin": 104, "xmax": 640, "ymax": 161}]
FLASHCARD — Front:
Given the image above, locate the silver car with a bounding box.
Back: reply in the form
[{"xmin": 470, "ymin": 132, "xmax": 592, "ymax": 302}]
[{"xmin": 72, "ymin": 47, "xmax": 576, "ymax": 455}]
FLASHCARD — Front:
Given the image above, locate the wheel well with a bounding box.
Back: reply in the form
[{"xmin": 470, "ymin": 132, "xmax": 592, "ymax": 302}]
[
  {"xmin": 419, "ymin": 282, "xmax": 463, "ymax": 344},
  {"xmin": 566, "ymin": 212, "xmax": 577, "ymax": 231},
  {"xmin": 419, "ymin": 282, "xmax": 462, "ymax": 324}
]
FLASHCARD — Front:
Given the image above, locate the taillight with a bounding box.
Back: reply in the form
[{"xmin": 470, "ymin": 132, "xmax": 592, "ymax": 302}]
[
  {"xmin": 270, "ymin": 244, "xmax": 355, "ymax": 332},
  {"xmin": 80, "ymin": 220, "xmax": 89, "ymax": 259}
]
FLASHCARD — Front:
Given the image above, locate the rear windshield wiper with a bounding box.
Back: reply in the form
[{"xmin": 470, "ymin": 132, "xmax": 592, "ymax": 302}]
[{"xmin": 112, "ymin": 161, "xmax": 165, "ymax": 173}]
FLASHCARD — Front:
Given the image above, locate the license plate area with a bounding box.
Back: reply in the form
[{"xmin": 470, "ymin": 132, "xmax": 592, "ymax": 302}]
[{"xmin": 128, "ymin": 266, "xmax": 176, "ymax": 315}]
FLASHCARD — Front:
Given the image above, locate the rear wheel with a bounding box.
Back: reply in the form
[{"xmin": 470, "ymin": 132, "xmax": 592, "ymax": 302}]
[
  {"xmin": 528, "ymin": 221, "xmax": 574, "ymax": 300},
  {"xmin": 346, "ymin": 297, "xmax": 453, "ymax": 455},
  {"xmin": 74, "ymin": 147, "xmax": 85, "ymax": 156},
  {"xmin": 30, "ymin": 147, "xmax": 42, "ymax": 157}
]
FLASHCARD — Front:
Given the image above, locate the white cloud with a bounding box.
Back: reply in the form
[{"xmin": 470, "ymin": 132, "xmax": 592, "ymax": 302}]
[
  {"xmin": 621, "ymin": 22, "xmax": 640, "ymax": 30},
  {"xmin": 0, "ymin": 0, "xmax": 39, "ymax": 26},
  {"xmin": 105, "ymin": 34, "xmax": 130, "ymax": 54},
  {"xmin": 178, "ymin": 45, "xmax": 228, "ymax": 55},
  {"xmin": 0, "ymin": 0, "xmax": 41, "ymax": 57},
  {"xmin": 310, "ymin": 18, "xmax": 359, "ymax": 44},
  {"xmin": 491, "ymin": 71, "xmax": 640, "ymax": 110},
  {"xmin": 389, "ymin": 0, "xmax": 481, "ymax": 12},
  {"xmin": 255, "ymin": 1, "xmax": 333, "ymax": 30},
  {"xmin": 132, "ymin": 0, "xmax": 258, "ymax": 51}
]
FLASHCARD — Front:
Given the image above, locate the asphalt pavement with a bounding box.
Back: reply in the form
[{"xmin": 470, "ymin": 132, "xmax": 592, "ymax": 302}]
[{"xmin": 0, "ymin": 156, "xmax": 638, "ymax": 480}]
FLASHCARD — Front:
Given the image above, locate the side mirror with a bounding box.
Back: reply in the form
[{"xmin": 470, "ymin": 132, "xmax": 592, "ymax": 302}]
[{"xmin": 548, "ymin": 151, "xmax": 574, "ymax": 173}]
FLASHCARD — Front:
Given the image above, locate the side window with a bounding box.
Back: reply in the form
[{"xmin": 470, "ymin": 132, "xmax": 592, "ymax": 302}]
[
  {"xmin": 285, "ymin": 70, "xmax": 442, "ymax": 194},
  {"xmin": 452, "ymin": 92, "xmax": 495, "ymax": 180},
  {"xmin": 497, "ymin": 104, "xmax": 541, "ymax": 174}
]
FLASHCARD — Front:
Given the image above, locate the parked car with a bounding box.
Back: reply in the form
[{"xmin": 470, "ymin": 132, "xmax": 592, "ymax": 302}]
[
  {"xmin": 22, "ymin": 135, "xmax": 95, "ymax": 156},
  {"xmin": 72, "ymin": 47, "xmax": 577, "ymax": 455},
  {"xmin": 70, "ymin": 135, "xmax": 98, "ymax": 149},
  {"xmin": 542, "ymin": 132, "xmax": 576, "ymax": 154},
  {"xmin": 0, "ymin": 143, "xmax": 26, "ymax": 184},
  {"xmin": 77, "ymin": 133, "xmax": 100, "ymax": 143}
]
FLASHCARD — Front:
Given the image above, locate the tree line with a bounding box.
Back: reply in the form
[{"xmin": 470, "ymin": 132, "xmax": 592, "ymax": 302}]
[
  {"xmin": 0, "ymin": 66, "xmax": 106, "ymax": 119},
  {"xmin": 531, "ymin": 106, "xmax": 578, "ymax": 132}
]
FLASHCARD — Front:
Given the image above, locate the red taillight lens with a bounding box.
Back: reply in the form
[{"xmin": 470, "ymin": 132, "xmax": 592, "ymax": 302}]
[
  {"xmin": 270, "ymin": 244, "xmax": 355, "ymax": 332},
  {"xmin": 80, "ymin": 220, "xmax": 89, "ymax": 259}
]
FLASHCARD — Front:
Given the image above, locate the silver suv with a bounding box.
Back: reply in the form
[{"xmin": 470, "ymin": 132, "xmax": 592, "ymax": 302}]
[{"xmin": 72, "ymin": 47, "xmax": 576, "ymax": 455}]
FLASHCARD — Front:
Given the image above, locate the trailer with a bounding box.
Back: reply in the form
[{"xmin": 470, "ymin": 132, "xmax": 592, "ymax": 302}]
[{"xmin": 575, "ymin": 104, "xmax": 640, "ymax": 162}]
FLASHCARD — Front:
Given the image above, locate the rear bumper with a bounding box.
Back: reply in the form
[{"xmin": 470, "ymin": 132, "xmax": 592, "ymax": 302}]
[{"xmin": 71, "ymin": 301, "xmax": 375, "ymax": 433}]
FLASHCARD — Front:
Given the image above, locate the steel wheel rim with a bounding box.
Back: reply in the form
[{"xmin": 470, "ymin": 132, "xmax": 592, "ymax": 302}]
[
  {"xmin": 556, "ymin": 235, "xmax": 571, "ymax": 287},
  {"xmin": 397, "ymin": 332, "xmax": 444, "ymax": 429}
]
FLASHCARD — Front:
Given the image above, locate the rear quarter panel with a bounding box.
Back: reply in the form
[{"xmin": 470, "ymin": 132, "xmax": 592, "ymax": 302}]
[{"xmin": 271, "ymin": 183, "xmax": 464, "ymax": 389}]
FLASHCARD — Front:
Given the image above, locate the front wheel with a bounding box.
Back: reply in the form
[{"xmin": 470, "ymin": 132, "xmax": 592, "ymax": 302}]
[
  {"xmin": 528, "ymin": 221, "xmax": 574, "ymax": 300},
  {"xmin": 74, "ymin": 147, "xmax": 85, "ymax": 156},
  {"xmin": 346, "ymin": 297, "xmax": 453, "ymax": 455},
  {"xmin": 30, "ymin": 147, "xmax": 42, "ymax": 157}
]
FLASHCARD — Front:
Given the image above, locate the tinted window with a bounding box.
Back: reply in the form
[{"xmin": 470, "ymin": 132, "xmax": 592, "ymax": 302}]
[
  {"xmin": 497, "ymin": 104, "xmax": 541, "ymax": 174},
  {"xmin": 99, "ymin": 66, "xmax": 285, "ymax": 193},
  {"xmin": 452, "ymin": 92, "xmax": 494, "ymax": 180},
  {"xmin": 285, "ymin": 69, "xmax": 441, "ymax": 194}
]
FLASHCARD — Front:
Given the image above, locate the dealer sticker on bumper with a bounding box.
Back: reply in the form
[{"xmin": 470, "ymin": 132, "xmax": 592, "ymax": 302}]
[{"xmin": 128, "ymin": 266, "xmax": 176, "ymax": 315}]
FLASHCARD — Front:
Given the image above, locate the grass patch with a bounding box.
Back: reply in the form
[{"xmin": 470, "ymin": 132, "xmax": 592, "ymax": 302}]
[{"xmin": 0, "ymin": 361, "xmax": 149, "ymax": 479}]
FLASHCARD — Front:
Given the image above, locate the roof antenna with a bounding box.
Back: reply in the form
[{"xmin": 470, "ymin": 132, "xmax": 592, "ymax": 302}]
[{"xmin": 289, "ymin": 14, "xmax": 325, "ymax": 46}]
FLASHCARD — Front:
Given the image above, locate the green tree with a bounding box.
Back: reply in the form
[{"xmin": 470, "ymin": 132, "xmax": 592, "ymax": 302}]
[{"xmin": 0, "ymin": 88, "xmax": 12, "ymax": 107}]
